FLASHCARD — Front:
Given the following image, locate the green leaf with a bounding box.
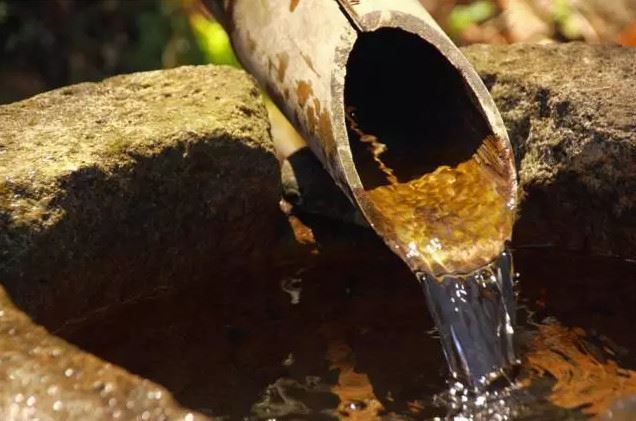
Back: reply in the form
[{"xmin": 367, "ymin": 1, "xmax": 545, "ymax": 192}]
[
  {"xmin": 447, "ymin": 0, "xmax": 496, "ymax": 37},
  {"xmin": 189, "ymin": 14, "xmax": 240, "ymax": 67}
]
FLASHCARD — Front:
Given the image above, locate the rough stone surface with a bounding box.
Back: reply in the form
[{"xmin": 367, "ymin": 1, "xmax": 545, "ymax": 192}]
[
  {"xmin": 0, "ymin": 65, "xmax": 283, "ymax": 418},
  {"xmin": 462, "ymin": 43, "xmax": 636, "ymax": 258},
  {"xmin": 0, "ymin": 66, "xmax": 282, "ymax": 421},
  {"xmin": 0, "ymin": 65, "xmax": 283, "ymax": 327},
  {"xmin": 0, "ymin": 285, "xmax": 210, "ymax": 421}
]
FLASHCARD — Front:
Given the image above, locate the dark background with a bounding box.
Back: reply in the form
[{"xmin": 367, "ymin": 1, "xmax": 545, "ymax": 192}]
[{"xmin": 1, "ymin": 0, "xmax": 634, "ymax": 105}]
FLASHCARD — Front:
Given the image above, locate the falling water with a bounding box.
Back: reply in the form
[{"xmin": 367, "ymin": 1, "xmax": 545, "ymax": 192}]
[
  {"xmin": 347, "ymin": 109, "xmax": 518, "ymax": 389},
  {"xmin": 418, "ymin": 249, "xmax": 518, "ymax": 389}
]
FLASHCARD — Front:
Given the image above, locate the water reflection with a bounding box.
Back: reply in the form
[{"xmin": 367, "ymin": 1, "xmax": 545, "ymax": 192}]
[
  {"xmin": 54, "ymin": 234, "xmax": 636, "ymax": 420},
  {"xmin": 522, "ymin": 321, "xmax": 636, "ymax": 417}
]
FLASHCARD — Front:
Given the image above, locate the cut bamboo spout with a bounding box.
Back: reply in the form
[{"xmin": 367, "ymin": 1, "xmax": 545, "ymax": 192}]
[{"xmin": 204, "ymin": 0, "xmax": 518, "ymax": 387}]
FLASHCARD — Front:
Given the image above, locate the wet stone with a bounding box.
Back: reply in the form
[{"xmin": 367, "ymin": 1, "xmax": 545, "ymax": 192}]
[{"xmin": 0, "ymin": 284, "xmax": 210, "ymax": 420}]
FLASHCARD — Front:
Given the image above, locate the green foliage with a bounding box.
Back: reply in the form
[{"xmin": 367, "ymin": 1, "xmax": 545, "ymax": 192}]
[
  {"xmin": 552, "ymin": 0, "xmax": 581, "ymax": 40},
  {"xmin": 189, "ymin": 14, "xmax": 239, "ymax": 67},
  {"xmin": 447, "ymin": 0, "xmax": 496, "ymax": 37},
  {"xmin": 0, "ymin": 0, "xmax": 202, "ymax": 104}
]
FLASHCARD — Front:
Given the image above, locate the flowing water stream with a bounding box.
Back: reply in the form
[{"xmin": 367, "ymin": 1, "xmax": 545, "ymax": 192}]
[
  {"xmin": 347, "ymin": 112, "xmax": 517, "ymax": 388},
  {"xmin": 418, "ymin": 250, "xmax": 517, "ymax": 389}
]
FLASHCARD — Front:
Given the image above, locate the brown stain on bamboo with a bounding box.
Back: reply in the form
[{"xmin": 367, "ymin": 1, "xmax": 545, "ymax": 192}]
[
  {"xmin": 296, "ymin": 80, "xmax": 313, "ymax": 108},
  {"xmin": 316, "ymin": 101, "xmax": 335, "ymax": 146},
  {"xmin": 304, "ymin": 99, "xmax": 334, "ymax": 147},
  {"xmin": 306, "ymin": 104, "xmax": 317, "ymax": 132},
  {"xmin": 296, "ymin": 83, "xmax": 335, "ymax": 161},
  {"xmin": 276, "ymin": 53, "xmax": 289, "ymax": 83},
  {"xmin": 289, "ymin": 0, "xmax": 300, "ymax": 12}
]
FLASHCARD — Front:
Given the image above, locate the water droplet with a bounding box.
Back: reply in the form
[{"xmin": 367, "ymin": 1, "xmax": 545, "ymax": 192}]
[
  {"xmin": 406, "ymin": 241, "xmax": 420, "ymax": 258},
  {"xmin": 281, "ymin": 277, "xmax": 302, "ymax": 305},
  {"xmin": 103, "ymin": 382, "xmax": 114, "ymax": 394},
  {"xmin": 147, "ymin": 390, "xmax": 162, "ymax": 400},
  {"xmin": 282, "ymin": 353, "xmax": 294, "ymax": 367},
  {"xmin": 53, "ymin": 400, "xmax": 63, "ymax": 411},
  {"xmin": 64, "ymin": 368, "xmax": 74, "ymax": 377},
  {"xmin": 346, "ymin": 401, "xmax": 367, "ymax": 411}
]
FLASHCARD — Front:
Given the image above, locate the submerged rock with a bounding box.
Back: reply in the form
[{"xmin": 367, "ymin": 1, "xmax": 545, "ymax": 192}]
[{"xmin": 462, "ymin": 43, "xmax": 636, "ymax": 258}]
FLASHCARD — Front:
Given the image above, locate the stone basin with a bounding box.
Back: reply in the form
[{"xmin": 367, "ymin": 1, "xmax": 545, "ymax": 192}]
[{"xmin": 0, "ymin": 43, "xmax": 635, "ymax": 420}]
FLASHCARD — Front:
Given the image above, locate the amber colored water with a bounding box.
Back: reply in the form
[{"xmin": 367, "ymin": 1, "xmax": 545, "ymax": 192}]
[
  {"xmin": 367, "ymin": 150, "xmax": 514, "ymax": 276},
  {"xmin": 347, "ymin": 113, "xmax": 514, "ymax": 276},
  {"xmin": 43, "ymin": 116, "xmax": 635, "ymax": 418},
  {"xmin": 523, "ymin": 322, "xmax": 636, "ymax": 417}
]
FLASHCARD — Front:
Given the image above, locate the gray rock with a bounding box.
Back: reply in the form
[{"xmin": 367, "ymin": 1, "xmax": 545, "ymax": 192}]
[
  {"xmin": 0, "ymin": 65, "xmax": 282, "ymax": 419},
  {"xmin": 0, "ymin": 65, "xmax": 283, "ymax": 327},
  {"xmin": 462, "ymin": 43, "xmax": 636, "ymax": 258}
]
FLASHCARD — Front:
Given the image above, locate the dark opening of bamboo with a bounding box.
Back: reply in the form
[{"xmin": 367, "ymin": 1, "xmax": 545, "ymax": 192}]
[{"xmin": 345, "ymin": 28, "xmax": 491, "ymax": 189}]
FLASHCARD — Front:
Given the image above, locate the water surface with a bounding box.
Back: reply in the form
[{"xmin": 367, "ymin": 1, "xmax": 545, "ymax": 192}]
[{"xmin": 55, "ymin": 237, "xmax": 636, "ymax": 420}]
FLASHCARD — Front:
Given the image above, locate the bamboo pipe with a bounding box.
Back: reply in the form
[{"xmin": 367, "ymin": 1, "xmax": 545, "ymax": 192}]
[{"xmin": 203, "ymin": 0, "xmax": 518, "ymax": 387}]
